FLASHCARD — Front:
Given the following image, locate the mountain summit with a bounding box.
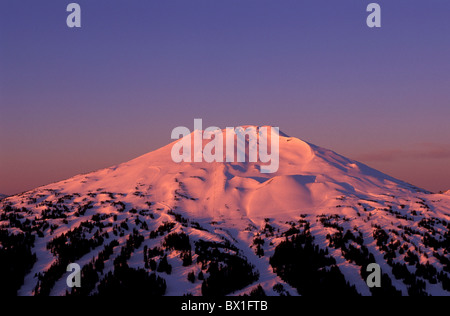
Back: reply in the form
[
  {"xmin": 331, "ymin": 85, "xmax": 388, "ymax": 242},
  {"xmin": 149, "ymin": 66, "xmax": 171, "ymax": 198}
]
[
  {"xmin": 1, "ymin": 131, "xmax": 450, "ymax": 296},
  {"xmin": 35, "ymin": 130, "xmax": 425, "ymax": 219}
]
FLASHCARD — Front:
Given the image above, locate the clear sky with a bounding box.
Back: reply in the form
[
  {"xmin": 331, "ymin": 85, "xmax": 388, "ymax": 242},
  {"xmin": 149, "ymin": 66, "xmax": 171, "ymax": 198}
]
[{"xmin": 1, "ymin": 0, "xmax": 450, "ymax": 195}]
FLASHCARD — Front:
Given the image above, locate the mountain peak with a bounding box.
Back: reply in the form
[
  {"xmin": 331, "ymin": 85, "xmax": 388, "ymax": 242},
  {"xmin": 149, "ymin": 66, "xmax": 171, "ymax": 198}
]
[
  {"xmin": 27, "ymin": 131, "xmax": 424, "ymax": 220},
  {"xmin": 1, "ymin": 130, "xmax": 449, "ymax": 296}
]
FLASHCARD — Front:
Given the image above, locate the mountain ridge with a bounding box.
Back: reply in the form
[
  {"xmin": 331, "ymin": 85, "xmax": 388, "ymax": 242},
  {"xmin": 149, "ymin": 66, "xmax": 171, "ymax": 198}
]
[
  {"xmin": 30, "ymin": 130, "xmax": 428, "ymax": 217},
  {"xmin": 1, "ymin": 130, "xmax": 450, "ymax": 296}
]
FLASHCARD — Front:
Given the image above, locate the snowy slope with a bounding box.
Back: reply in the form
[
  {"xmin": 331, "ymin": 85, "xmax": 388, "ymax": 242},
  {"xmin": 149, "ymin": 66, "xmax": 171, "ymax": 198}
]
[
  {"xmin": 1, "ymin": 127, "xmax": 450, "ymax": 296},
  {"xmin": 33, "ymin": 128, "xmax": 426, "ymax": 219}
]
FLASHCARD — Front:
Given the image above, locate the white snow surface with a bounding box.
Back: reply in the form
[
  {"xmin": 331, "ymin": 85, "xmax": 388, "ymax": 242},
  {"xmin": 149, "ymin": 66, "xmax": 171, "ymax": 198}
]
[{"xmin": 2, "ymin": 128, "xmax": 450, "ymax": 296}]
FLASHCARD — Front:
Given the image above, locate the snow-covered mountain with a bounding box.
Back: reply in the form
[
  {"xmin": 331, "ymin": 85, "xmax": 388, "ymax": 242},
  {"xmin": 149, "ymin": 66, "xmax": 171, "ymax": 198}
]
[
  {"xmin": 1, "ymin": 128, "xmax": 450, "ymax": 296},
  {"xmin": 0, "ymin": 194, "xmax": 7, "ymax": 200}
]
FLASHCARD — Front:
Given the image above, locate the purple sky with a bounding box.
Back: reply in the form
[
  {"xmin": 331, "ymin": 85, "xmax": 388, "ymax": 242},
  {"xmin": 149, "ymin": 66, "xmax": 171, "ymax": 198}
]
[{"xmin": 1, "ymin": 0, "xmax": 450, "ymax": 195}]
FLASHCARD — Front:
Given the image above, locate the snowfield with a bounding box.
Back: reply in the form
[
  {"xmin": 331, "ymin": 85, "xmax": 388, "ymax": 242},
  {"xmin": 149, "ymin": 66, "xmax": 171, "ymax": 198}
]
[{"xmin": 1, "ymin": 128, "xmax": 449, "ymax": 296}]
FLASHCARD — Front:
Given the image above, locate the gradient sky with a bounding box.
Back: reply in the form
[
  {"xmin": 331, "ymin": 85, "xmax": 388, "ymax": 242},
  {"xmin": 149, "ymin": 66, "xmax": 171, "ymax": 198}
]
[{"xmin": 1, "ymin": 0, "xmax": 450, "ymax": 195}]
